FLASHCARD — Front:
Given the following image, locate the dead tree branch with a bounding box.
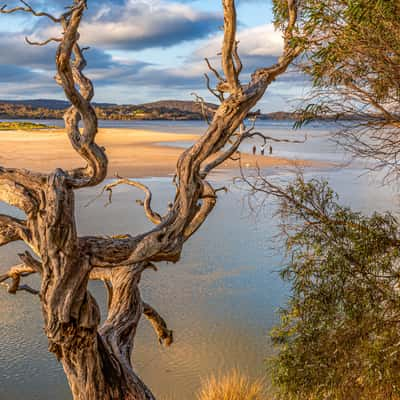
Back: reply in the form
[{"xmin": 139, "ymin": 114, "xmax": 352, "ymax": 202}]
[
  {"xmin": 221, "ymin": 0, "xmax": 240, "ymax": 92},
  {"xmin": 25, "ymin": 37, "xmax": 62, "ymax": 46},
  {"xmin": 103, "ymin": 178, "xmax": 162, "ymax": 225},
  {"xmin": 191, "ymin": 92, "xmax": 212, "ymax": 124},
  {"xmin": 143, "ymin": 302, "xmax": 174, "ymax": 346},
  {"xmin": 0, "ymin": 0, "xmax": 61, "ymax": 22},
  {"xmin": 0, "ymin": 252, "xmax": 40, "ymax": 294},
  {"xmin": 0, "ymin": 1, "xmax": 302, "ymax": 398},
  {"xmin": 0, "ymin": 215, "xmax": 30, "ymax": 246}
]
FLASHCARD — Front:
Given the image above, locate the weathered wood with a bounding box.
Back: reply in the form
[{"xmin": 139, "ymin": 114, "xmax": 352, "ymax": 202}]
[{"xmin": 0, "ymin": 0, "xmax": 302, "ymax": 398}]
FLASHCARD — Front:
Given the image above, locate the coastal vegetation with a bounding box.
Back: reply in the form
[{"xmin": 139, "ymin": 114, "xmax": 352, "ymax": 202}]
[
  {"xmin": 0, "ymin": 99, "xmax": 297, "ymax": 121},
  {"xmin": 266, "ymin": 176, "xmax": 400, "ymax": 399},
  {"xmin": 0, "ymin": 99, "xmax": 216, "ymax": 120},
  {"xmin": 264, "ymin": 0, "xmax": 400, "ymax": 399},
  {"xmin": 0, "ymin": 121, "xmax": 55, "ymax": 130}
]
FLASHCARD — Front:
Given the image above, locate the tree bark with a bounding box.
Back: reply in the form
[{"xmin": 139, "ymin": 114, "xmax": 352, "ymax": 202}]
[
  {"xmin": 58, "ymin": 267, "xmax": 155, "ymax": 400},
  {"xmin": 0, "ymin": 0, "xmax": 302, "ymax": 399}
]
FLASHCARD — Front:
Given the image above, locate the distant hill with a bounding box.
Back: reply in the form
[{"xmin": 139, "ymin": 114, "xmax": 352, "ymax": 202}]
[
  {"xmin": 0, "ymin": 98, "xmax": 296, "ymax": 121},
  {"xmin": 258, "ymin": 111, "xmax": 296, "ymax": 120},
  {"xmin": 0, "ymin": 99, "xmax": 70, "ymax": 110},
  {"xmin": 0, "ymin": 99, "xmax": 116, "ymax": 110},
  {"xmin": 137, "ymin": 100, "xmax": 218, "ymax": 113}
]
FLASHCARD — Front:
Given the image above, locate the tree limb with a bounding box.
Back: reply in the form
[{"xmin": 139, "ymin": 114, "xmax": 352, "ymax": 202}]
[
  {"xmin": 0, "ymin": 0, "xmax": 61, "ymax": 22},
  {"xmin": 0, "ymin": 255, "xmax": 39, "ymax": 294},
  {"xmin": 102, "ymin": 178, "xmax": 162, "ymax": 225},
  {"xmin": 0, "ymin": 215, "xmax": 30, "ymax": 246},
  {"xmin": 183, "ymin": 181, "xmax": 217, "ymax": 239},
  {"xmin": 25, "ymin": 36, "xmax": 62, "ymax": 46},
  {"xmin": 0, "ymin": 167, "xmax": 43, "ymax": 215},
  {"xmin": 221, "ymin": 0, "xmax": 240, "ymax": 92},
  {"xmin": 56, "ymin": 6, "xmax": 108, "ymax": 189},
  {"xmin": 254, "ymin": 0, "xmax": 302, "ymax": 81},
  {"xmin": 143, "ymin": 302, "xmax": 174, "ymax": 347}
]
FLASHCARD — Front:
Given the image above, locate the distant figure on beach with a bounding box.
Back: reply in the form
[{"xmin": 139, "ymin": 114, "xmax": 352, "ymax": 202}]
[
  {"xmin": 260, "ymin": 143, "xmax": 266, "ymax": 156},
  {"xmin": 252, "ymin": 145, "xmax": 256, "ymax": 155},
  {"xmin": 269, "ymin": 145, "xmax": 273, "ymax": 155}
]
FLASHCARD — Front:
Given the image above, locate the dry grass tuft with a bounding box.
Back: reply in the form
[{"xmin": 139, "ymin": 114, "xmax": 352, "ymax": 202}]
[{"xmin": 196, "ymin": 370, "xmax": 268, "ymax": 400}]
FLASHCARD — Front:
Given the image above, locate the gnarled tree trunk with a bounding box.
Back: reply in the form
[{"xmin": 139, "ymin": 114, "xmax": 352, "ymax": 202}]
[{"xmin": 0, "ymin": 0, "xmax": 302, "ymax": 398}]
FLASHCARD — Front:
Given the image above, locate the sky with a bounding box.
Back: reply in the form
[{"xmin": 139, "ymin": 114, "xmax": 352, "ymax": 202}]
[{"xmin": 0, "ymin": 0, "xmax": 310, "ymax": 111}]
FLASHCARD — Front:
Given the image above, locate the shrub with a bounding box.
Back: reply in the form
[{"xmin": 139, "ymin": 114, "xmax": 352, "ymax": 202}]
[{"xmin": 197, "ymin": 370, "xmax": 267, "ymax": 400}]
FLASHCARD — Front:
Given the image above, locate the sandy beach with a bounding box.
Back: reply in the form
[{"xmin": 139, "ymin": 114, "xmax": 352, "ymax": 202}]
[{"xmin": 0, "ymin": 128, "xmax": 324, "ymax": 178}]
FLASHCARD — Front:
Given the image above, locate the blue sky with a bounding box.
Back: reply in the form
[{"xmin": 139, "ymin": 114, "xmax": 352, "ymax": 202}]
[{"xmin": 0, "ymin": 0, "xmax": 309, "ymax": 111}]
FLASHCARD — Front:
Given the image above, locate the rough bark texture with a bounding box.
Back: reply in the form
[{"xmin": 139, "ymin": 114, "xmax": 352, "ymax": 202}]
[{"xmin": 0, "ymin": 0, "xmax": 302, "ymax": 398}]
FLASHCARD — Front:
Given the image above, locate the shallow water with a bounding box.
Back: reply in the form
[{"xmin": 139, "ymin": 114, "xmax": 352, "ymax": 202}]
[
  {"xmin": 0, "ymin": 121, "xmax": 398, "ymax": 399},
  {"xmin": 2, "ymin": 118, "xmax": 360, "ymax": 165}
]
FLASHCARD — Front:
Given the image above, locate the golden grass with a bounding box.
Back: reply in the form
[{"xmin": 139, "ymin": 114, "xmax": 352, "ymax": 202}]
[{"xmin": 196, "ymin": 370, "xmax": 268, "ymax": 400}]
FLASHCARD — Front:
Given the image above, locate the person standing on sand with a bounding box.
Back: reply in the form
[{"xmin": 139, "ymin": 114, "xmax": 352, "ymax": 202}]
[
  {"xmin": 252, "ymin": 145, "xmax": 256, "ymax": 155},
  {"xmin": 260, "ymin": 143, "xmax": 266, "ymax": 156},
  {"xmin": 269, "ymin": 145, "xmax": 273, "ymax": 155}
]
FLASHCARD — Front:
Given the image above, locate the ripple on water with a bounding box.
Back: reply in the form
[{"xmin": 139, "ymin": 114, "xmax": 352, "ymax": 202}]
[{"xmin": 1, "ymin": 141, "xmax": 399, "ymax": 399}]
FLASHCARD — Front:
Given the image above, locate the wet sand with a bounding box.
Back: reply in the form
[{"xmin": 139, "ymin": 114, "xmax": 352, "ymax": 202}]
[{"xmin": 0, "ymin": 128, "xmax": 325, "ymax": 178}]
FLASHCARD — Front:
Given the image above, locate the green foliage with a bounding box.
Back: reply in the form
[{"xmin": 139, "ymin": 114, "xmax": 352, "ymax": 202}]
[
  {"xmin": 292, "ymin": 104, "xmax": 331, "ymax": 129},
  {"xmin": 299, "ymin": 0, "xmax": 400, "ymax": 81},
  {"xmin": 269, "ymin": 176, "xmax": 400, "ymax": 400},
  {"xmin": 285, "ymin": 0, "xmax": 400, "ymax": 127},
  {"xmin": 270, "ymin": 2, "xmax": 400, "ymax": 397},
  {"xmin": 0, "ymin": 121, "xmax": 55, "ymax": 130},
  {"xmin": 272, "ymin": 0, "xmax": 290, "ymax": 29}
]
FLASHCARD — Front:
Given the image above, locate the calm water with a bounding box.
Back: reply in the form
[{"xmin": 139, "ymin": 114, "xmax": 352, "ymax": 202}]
[{"xmin": 0, "ymin": 121, "xmax": 398, "ymax": 399}]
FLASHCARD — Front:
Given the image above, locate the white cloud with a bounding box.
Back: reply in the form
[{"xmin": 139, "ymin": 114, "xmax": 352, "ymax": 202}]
[
  {"xmin": 193, "ymin": 23, "xmax": 284, "ymax": 60},
  {"xmin": 40, "ymin": 1, "xmax": 220, "ymax": 51}
]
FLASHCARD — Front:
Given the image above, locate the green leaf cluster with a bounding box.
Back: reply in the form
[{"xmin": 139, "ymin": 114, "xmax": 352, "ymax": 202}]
[
  {"xmin": 269, "ymin": 176, "xmax": 400, "ymax": 400},
  {"xmin": 280, "ymin": 0, "xmax": 400, "ymax": 127}
]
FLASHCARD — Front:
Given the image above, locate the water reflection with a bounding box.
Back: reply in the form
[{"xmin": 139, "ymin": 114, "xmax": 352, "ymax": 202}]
[
  {"xmin": 0, "ymin": 176, "xmax": 285, "ymax": 400},
  {"xmin": 0, "ymin": 133, "xmax": 399, "ymax": 399}
]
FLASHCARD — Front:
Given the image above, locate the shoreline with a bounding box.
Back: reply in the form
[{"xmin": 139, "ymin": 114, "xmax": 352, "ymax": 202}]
[{"xmin": 0, "ymin": 127, "xmax": 329, "ymax": 178}]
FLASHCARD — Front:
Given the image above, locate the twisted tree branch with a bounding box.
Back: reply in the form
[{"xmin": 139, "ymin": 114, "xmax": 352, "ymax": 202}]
[
  {"xmin": 143, "ymin": 302, "xmax": 174, "ymax": 347},
  {"xmin": 102, "ymin": 178, "xmax": 162, "ymax": 225},
  {"xmin": 0, "ymin": 252, "xmax": 40, "ymax": 294},
  {"xmin": 0, "ymin": 0, "xmax": 61, "ymax": 22},
  {"xmin": 0, "ymin": 1, "xmax": 303, "ymax": 398},
  {"xmin": 56, "ymin": 5, "xmax": 108, "ymax": 189},
  {"xmin": 0, "ymin": 215, "xmax": 30, "ymax": 246},
  {"xmin": 221, "ymin": 0, "xmax": 240, "ymax": 92},
  {"xmin": 25, "ymin": 36, "xmax": 62, "ymax": 46}
]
